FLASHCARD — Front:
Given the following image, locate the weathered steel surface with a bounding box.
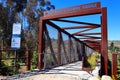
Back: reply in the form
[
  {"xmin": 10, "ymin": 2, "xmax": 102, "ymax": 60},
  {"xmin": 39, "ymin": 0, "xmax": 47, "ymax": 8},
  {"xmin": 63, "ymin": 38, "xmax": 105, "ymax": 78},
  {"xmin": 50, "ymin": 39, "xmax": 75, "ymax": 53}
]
[
  {"xmin": 38, "ymin": 2, "xmax": 108, "ymax": 75},
  {"xmin": 101, "ymin": 7, "xmax": 108, "ymax": 75},
  {"xmin": 38, "ymin": 17, "xmax": 44, "ymax": 69},
  {"xmin": 44, "ymin": 2, "xmax": 100, "ymax": 15},
  {"xmin": 57, "ymin": 31, "xmax": 61, "ymax": 65},
  {"xmin": 112, "ymin": 53, "xmax": 117, "ymax": 80}
]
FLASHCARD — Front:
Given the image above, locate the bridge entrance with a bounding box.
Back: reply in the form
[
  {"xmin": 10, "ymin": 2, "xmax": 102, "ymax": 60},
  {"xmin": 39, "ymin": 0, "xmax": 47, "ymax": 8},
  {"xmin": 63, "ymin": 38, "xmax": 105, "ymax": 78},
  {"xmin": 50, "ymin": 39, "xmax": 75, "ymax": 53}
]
[{"xmin": 38, "ymin": 2, "xmax": 108, "ymax": 75}]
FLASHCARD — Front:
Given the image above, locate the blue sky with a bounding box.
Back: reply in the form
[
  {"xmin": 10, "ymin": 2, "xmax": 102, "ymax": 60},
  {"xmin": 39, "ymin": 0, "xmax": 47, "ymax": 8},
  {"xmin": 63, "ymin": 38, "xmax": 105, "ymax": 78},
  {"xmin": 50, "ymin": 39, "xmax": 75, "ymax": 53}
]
[
  {"xmin": 0, "ymin": 0, "xmax": 119, "ymax": 40},
  {"xmin": 50, "ymin": 0, "xmax": 120, "ymax": 40}
]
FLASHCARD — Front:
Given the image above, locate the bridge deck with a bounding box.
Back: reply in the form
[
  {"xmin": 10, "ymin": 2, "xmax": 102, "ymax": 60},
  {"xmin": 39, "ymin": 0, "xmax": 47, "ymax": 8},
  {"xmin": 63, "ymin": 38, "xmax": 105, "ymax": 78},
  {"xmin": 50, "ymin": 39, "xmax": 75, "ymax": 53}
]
[{"xmin": 18, "ymin": 61, "xmax": 91, "ymax": 80}]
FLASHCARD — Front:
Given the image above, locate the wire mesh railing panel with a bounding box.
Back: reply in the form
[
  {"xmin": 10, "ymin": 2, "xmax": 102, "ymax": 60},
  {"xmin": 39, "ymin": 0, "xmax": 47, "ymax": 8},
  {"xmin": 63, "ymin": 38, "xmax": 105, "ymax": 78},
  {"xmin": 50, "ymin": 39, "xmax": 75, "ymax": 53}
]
[
  {"xmin": 60, "ymin": 32, "xmax": 69, "ymax": 64},
  {"xmin": 77, "ymin": 42, "xmax": 83, "ymax": 61},
  {"xmin": 44, "ymin": 24, "xmax": 58, "ymax": 68},
  {"xmin": 70, "ymin": 38, "xmax": 76, "ymax": 62},
  {"xmin": 42, "ymin": 22, "xmax": 97, "ymax": 69},
  {"xmin": 74, "ymin": 40, "xmax": 82, "ymax": 61},
  {"xmin": 85, "ymin": 46, "xmax": 94, "ymax": 56}
]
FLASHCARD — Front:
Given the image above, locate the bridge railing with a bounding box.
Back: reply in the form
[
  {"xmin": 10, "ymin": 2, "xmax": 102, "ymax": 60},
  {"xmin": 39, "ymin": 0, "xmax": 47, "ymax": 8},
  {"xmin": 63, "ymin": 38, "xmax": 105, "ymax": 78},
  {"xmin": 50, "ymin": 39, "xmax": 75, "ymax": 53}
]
[{"xmin": 42, "ymin": 21, "xmax": 94, "ymax": 69}]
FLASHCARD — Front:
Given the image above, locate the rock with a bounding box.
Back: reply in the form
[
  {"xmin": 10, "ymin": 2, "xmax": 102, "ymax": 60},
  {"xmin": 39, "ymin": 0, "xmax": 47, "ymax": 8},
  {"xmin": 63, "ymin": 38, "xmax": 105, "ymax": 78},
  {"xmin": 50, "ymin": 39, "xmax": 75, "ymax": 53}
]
[
  {"xmin": 101, "ymin": 75, "xmax": 112, "ymax": 80},
  {"xmin": 91, "ymin": 66, "xmax": 100, "ymax": 77},
  {"xmin": 80, "ymin": 73, "xmax": 92, "ymax": 80},
  {"xmin": 88, "ymin": 76, "xmax": 99, "ymax": 80}
]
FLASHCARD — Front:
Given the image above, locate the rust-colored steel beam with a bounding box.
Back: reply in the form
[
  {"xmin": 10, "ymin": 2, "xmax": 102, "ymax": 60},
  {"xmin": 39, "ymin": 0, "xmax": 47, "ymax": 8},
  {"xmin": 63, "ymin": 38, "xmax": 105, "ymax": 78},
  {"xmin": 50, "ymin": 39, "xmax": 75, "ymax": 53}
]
[
  {"xmin": 43, "ymin": 9, "xmax": 101, "ymax": 20},
  {"xmin": 38, "ymin": 2, "xmax": 108, "ymax": 76},
  {"xmin": 101, "ymin": 7, "xmax": 108, "ymax": 75},
  {"xmin": 57, "ymin": 31, "xmax": 61, "ymax": 65},
  {"xmin": 61, "ymin": 25, "xmax": 98, "ymax": 30},
  {"xmin": 75, "ymin": 35, "xmax": 101, "ymax": 39},
  {"xmin": 46, "ymin": 21, "xmax": 81, "ymax": 41},
  {"xmin": 84, "ymin": 43, "xmax": 100, "ymax": 52},
  {"xmin": 53, "ymin": 19, "xmax": 100, "ymax": 26},
  {"xmin": 84, "ymin": 42, "xmax": 100, "ymax": 46},
  {"xmin": 44, "ymin": 2, "xmax": 100, "ymax": 16},
  {"xmin": 73, "ymin": 32, "xmax": 101, "ymax": 36},
  {"xmin": 112, "ymin": 53, "xmax": 117, "ymax": 80},
  {"xmin": 78, "ymin": 38, "xmax": 101, "ymax": 40},
  {"xmin": 38, "ymin": 17, "xmax": 44, "ymax": 69},
  {"xmin": 84, "ymin": 40, "xmax": 101, "ymax": 44},
  {"xmin": 43, "ymin": 2, "xmax": 101, "ymax": 20},
  {"xmin": 72, "ymin": 27, "xmax": 99, "ymax": 35},
  {"xmin": 46, "ymin": 21, "xmax": 94, "ymax": 50}
]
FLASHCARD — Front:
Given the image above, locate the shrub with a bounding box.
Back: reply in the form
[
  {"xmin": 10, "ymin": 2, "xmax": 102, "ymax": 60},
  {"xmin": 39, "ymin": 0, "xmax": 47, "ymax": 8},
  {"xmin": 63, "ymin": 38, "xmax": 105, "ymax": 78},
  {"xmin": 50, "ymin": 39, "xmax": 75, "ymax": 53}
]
[
  {"xmin": 87, "ymin": 52, "xmax": 99, "ymax": 69},
  {"xmin": 0, "ymin": 61, "xmax": 14, "ymax": 76}
]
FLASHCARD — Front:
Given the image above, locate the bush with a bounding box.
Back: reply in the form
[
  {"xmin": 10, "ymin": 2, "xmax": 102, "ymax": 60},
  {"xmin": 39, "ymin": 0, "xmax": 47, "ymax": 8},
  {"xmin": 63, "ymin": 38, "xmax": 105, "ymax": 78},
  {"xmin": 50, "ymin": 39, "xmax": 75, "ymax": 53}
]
[
  {"xmin": 87, "ymin": 52, "xmax": 99, "ymax": 69},
  {"xmin": 0, "ymin": 61, "xmax": 14, "ymax": 76},
  {"xmin": 31, "ymin": 51, "xmax": 38, "ymax": 69}
]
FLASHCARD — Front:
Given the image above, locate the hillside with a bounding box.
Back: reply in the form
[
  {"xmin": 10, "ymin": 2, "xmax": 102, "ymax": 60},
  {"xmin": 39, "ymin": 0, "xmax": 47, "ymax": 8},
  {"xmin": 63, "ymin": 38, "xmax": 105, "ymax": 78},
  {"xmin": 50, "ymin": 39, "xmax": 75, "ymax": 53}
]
[{"xmin": 108, "ymin": 40, "xmax": 120, "ymax": 48}]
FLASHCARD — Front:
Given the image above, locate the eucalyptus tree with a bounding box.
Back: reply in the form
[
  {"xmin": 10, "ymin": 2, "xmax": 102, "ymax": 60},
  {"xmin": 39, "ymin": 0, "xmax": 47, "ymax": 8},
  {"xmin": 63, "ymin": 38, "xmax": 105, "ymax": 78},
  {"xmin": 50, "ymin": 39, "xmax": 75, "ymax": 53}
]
[
  {"xmin": 22, "ymin": 0, "xmax": 55, "ymax": 50},
  {"xmin": 0, "ymin": 0, "xmax": 55, "ymax": 50}
]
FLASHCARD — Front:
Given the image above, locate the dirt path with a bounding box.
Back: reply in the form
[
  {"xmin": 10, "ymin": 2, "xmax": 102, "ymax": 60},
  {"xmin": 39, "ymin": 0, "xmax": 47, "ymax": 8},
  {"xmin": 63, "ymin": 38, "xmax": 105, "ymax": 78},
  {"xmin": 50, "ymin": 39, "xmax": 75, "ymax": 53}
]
[{"xmin": 2, "ymin": 61, "xmax": 92, "ymax": 80}]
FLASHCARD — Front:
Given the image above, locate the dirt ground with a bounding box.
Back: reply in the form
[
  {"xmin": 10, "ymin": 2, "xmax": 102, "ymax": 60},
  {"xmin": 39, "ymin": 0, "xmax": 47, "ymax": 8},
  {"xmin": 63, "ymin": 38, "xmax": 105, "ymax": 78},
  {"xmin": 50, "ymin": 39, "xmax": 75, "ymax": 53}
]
[
  {"xmin": 0, "ymin": 75, "xmax": 6, "ymax": 80},
  {"xmin": 17, "ymin": 73, "xmax": 81, "ymax": 80}
]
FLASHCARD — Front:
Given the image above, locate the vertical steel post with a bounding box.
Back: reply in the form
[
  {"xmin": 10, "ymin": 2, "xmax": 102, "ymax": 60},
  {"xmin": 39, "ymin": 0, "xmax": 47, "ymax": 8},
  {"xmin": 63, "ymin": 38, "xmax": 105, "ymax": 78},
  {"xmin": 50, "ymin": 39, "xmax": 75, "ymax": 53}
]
[
  {"xmin": 26, "ymin": 50, "xmax": 30, "ymax": 70},
  {"xmin": 101, "ymin": 7, "xmax": 108, "ymax": 75},
  {"xmin": 68, "ymin": 36, "xmax": 71, "ymax": 63},
  {"xmin": 38, "ymin": 17, "xmax": 44, "ymax": 69},
  {"xmin": 73, "ymin": 40, "xmax": 76, "ymax": 62},
  {"xmin": 57, "ymin": 31, "xmax": 61, "ymax": 65},
  {"xmin": 112, "ymin": 53, "xmax": 117, "ymax": 80}
]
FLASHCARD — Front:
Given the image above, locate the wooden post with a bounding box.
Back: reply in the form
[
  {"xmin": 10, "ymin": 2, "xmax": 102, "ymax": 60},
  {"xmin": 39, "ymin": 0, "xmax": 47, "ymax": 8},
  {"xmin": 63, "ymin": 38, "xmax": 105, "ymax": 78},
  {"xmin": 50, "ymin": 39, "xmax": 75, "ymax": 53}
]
[
  {"xmin": 112, "ymin": 53, "xmax": 117, "ymax": 80},
  {"xmin": 26, "ymin": 50, "xmax": 30, "ymax": 70}
]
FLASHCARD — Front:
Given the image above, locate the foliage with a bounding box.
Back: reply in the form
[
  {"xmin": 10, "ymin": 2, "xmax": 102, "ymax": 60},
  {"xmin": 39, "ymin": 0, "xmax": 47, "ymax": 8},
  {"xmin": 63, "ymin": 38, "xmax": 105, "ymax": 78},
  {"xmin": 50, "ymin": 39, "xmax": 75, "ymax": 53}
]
[
  {"xmin": 108, "ymin": 42, "xmax": 120, "ymax": 79},
  {"xmin": 0, "ymin": 0, "xmax": 55, "ymax": 75},
  {"xmin": 0, "ymin": 61, "xmax": 14, "ymax": 76},
  {"xmin": 87, "ymin": 52, "xmax": 99, "ymax": 69},
  {"xmin": 31, "ymin": 51, "xmax": 38, "ymax": 69},
  {"xmin": 0, "ymin": 0, "xmax": 55, "ymax": 50},
  {"xmin": 109, "ymin": 42, "xmax": 120, "ymax": 53}
]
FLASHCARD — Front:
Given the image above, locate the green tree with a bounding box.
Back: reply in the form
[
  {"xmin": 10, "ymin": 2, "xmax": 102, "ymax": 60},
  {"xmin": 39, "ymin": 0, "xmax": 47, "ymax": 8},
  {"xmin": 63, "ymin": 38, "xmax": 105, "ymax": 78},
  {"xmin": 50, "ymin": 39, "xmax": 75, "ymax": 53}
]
[
  {"xmin": 109, "ymin": 42, "xmax": 120, "ymax": 53},
  {"xmin": 0, "ymin": 0, "xmax": 55, "ymax": 75},
  {"xmin": 0, "ymin": 0, "xmax": 55, "ymax": 50}
]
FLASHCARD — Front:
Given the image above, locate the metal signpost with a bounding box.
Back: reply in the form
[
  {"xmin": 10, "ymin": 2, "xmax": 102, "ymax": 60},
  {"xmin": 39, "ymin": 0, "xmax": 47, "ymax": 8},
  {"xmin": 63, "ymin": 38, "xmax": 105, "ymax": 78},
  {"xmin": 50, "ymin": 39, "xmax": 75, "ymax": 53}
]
[{"xmin": 11, "ymin": 23, "xmax": 22, "ymax": 72}]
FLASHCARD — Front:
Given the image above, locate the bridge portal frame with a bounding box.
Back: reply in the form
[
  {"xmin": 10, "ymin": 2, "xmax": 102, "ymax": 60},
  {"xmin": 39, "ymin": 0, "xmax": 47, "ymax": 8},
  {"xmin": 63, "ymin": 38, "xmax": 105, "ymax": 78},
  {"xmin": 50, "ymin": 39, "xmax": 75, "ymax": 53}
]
[{"xmin": 38, "ymin": 2, "xmax": 108, "ymax": 75}]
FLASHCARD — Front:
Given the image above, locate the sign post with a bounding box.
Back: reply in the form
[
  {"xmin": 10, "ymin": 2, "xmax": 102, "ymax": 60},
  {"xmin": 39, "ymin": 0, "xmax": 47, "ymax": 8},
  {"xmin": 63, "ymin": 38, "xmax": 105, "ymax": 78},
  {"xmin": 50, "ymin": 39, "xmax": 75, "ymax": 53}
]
[{"xmin": 11, "ymin": 23, "xmax": 22, "ymax": 72}]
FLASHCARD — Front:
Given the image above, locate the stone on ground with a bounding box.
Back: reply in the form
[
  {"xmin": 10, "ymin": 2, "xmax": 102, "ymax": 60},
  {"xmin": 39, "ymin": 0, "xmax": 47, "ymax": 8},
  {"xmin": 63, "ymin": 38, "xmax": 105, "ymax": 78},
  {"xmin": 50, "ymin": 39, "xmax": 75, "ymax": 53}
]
[{"xmin": 101, "ymin": 75, "xmax": 112, "ymax": 80}]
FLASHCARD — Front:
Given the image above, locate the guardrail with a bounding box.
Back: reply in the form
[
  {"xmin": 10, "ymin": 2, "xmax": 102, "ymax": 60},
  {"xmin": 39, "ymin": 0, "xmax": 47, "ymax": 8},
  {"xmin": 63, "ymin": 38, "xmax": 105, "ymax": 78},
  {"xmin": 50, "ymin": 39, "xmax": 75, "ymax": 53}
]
[{"xmin": 0, "ymin": 49, "xmax": 31, "ymax": 74}]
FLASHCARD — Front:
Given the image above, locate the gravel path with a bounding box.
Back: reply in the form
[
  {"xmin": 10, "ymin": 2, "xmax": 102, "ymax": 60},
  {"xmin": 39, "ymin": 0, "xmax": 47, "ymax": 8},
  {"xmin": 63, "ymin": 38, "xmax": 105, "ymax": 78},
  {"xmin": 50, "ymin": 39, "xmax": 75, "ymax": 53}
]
[{"xmin": 2, "ymin": 61, "xmax": 92, "ymax": 80}]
